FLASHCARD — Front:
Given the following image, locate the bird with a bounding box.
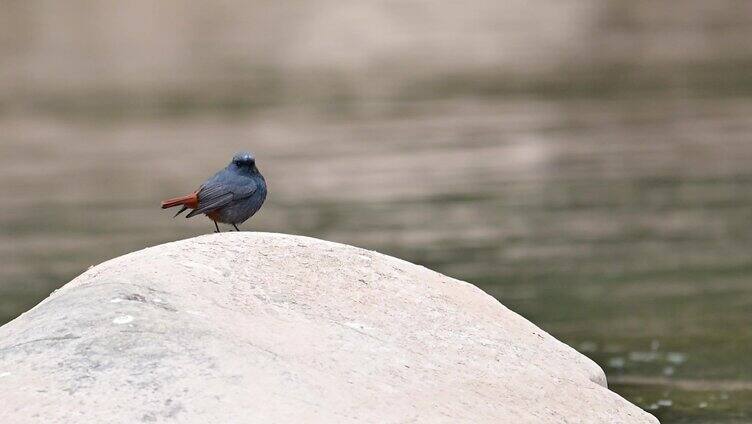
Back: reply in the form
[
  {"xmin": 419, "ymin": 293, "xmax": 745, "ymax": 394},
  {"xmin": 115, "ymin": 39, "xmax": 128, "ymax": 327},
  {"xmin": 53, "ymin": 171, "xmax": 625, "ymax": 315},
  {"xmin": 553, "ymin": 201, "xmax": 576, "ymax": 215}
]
[{"xmin": 161, "ymin": 152, "xmax": 267, "ymax": 233}]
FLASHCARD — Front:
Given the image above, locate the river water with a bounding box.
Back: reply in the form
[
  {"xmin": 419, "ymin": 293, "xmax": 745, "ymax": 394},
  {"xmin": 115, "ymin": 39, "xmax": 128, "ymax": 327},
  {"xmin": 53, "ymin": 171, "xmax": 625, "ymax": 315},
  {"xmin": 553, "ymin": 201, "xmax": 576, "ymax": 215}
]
[
  {"xmin": 4, "ymin": 2, "xmax": 752, "ymax": 422},
  {"xmin": 1, "ymin": 94, "xmax": 751, "ymax": 422}
]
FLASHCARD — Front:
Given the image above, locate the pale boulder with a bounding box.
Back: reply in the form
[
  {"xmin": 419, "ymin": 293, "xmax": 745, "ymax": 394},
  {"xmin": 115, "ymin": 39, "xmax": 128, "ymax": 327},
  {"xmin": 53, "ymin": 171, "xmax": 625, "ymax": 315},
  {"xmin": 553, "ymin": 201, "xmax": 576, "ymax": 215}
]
[{"xmin": 0, "ymin": 233, "xmax": 657, "ymax": 423}]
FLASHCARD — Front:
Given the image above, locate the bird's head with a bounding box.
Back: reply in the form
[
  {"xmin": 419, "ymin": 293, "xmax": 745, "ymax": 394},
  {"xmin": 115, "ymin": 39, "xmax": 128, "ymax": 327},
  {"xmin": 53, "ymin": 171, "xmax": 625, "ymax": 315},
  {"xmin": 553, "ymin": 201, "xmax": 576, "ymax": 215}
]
[{"xmin": 230, "ymin": 152, "xmax": 258, "ymax": 173}]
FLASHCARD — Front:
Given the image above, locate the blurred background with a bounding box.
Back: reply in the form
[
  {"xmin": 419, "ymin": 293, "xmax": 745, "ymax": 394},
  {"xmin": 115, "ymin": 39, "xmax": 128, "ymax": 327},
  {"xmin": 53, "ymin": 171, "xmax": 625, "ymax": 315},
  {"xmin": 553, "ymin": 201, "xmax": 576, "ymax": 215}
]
[{"xmin": 1, "ymin": 1, "xmax": 751, "ymax": 422}]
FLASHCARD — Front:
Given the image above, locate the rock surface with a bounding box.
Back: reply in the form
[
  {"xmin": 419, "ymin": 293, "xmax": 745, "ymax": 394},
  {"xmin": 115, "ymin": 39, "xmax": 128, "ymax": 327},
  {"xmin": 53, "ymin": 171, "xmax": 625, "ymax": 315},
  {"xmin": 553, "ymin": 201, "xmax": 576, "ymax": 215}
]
[{"xmin": 0, "ymin": 233, "xmax": 657, "ymax": 423}]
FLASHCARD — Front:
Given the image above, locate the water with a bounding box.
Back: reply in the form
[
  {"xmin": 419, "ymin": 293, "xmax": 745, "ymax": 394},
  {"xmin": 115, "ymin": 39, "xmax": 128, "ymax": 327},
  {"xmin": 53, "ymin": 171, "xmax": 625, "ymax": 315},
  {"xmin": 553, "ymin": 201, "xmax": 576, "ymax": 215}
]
[
  {"xmin": 3, "ymin": 3, "xmax": 752, "ymax": 422},
  {"xmin": 1, "ymin": 96, "xmax": 751, "ymax": 422}
]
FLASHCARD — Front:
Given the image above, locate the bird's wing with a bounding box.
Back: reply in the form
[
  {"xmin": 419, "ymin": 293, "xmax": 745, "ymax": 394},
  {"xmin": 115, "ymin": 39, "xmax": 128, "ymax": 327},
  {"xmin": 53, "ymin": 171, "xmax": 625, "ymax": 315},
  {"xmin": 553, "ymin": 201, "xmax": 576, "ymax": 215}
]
[{"xmin": 185, "ymin": 176, "xmax": 258, "ymax": 218}]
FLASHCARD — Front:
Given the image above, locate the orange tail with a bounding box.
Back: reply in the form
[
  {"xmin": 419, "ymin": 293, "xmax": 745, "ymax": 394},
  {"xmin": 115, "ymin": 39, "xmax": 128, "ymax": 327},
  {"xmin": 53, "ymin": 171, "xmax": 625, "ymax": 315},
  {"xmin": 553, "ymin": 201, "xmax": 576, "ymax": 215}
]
[{"xmin": 161, "ymin": 192, "xmax": 198, "ymax": 209}]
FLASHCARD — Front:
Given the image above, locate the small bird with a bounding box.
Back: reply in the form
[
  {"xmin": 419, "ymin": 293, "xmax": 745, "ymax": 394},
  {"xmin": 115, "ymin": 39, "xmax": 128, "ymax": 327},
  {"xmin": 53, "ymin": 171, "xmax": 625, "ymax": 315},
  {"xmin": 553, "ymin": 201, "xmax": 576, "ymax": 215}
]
[{"xmin": 161, "ymin": 152, "xmax": 267, "ymax": 232}]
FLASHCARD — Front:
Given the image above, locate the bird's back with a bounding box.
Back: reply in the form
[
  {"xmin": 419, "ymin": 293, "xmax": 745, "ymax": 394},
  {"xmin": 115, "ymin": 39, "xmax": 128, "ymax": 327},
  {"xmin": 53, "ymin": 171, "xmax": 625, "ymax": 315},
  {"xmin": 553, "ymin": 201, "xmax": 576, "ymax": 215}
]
[{"xmin": 201, "ymin": 166, "xmax": 266, "ymax": 224}]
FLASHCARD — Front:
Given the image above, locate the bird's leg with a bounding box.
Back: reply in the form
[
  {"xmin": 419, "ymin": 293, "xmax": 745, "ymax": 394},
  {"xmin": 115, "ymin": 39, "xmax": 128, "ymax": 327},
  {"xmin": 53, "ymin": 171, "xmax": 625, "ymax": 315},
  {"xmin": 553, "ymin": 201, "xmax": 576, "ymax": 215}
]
[
  {"xmin": 233, "ymin": 224, "xmax": 240, "ymax": 231},
  {"xmin": 214, "ymin": 221, "xmax": 220, "ymax": 233}
]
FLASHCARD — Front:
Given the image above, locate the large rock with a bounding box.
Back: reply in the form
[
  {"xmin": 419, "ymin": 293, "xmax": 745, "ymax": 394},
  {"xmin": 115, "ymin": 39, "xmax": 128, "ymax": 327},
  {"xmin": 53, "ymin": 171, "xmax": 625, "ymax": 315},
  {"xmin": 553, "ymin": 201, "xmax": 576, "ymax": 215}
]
[{"xmin": 0, "ymin": 233, "xmax": 656, "ymax": 423}]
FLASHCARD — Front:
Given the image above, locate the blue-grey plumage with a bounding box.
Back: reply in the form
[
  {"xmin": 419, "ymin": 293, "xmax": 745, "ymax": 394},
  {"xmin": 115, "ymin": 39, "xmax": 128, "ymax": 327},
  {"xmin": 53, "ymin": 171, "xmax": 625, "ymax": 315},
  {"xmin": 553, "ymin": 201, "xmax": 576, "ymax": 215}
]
[{"xmin": 161, "ymin": 152, "xmax": 267, "ymax": 232}]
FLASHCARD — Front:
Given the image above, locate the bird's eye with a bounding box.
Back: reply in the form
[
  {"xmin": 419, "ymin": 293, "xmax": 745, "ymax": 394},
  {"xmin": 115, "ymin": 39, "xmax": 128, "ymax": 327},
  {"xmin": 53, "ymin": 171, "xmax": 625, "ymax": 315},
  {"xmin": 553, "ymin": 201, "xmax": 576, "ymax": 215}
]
[{"xmin": 233, "ymin": 158, "xmax": 254, "ymax": 167}]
